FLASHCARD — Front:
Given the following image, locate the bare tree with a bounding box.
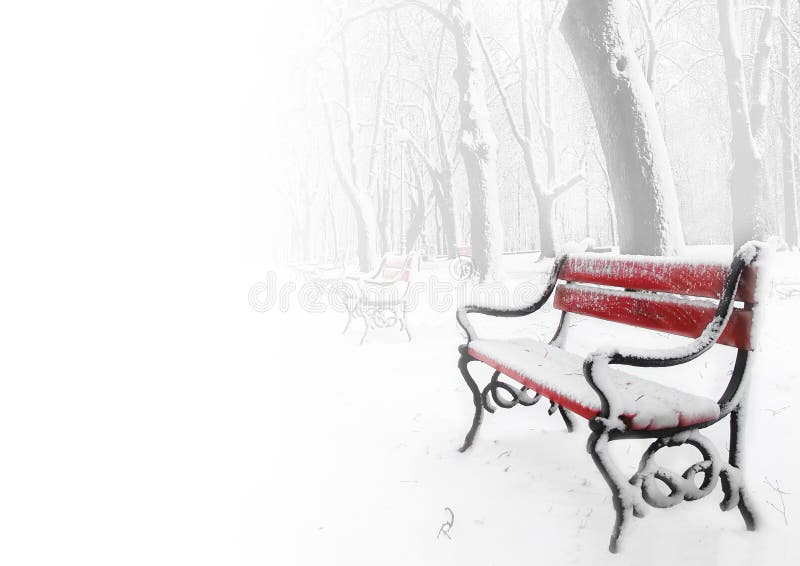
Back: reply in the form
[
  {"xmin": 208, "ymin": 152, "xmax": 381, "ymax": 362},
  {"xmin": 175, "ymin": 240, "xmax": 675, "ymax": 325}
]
[
  {"xmin": 481, "ymin": 0, "xmax": 584, "ymax": 258},
  {"xmin": 629, "ymin": 0, "xmax": 701, "ymax": 90},
  {"xmin": 393, "ymin": 23, "xmax": 461, "ymax": 258},
  {"xmin": 421, "ymin": 85, "xmax": 460, "ymax": 259},
  {"xmin": 404, "ymin": 144, "xmax": 428, "ymax": 250},
  {"xmin": 561, "ymin": 0, "xmax": 686, "ymax": 255},
  {"xmin": 445, "ymin": 0, "xmax": 504, "ymax": 278},
  {"xmin": 302, "ymin": 0, "xmax": 792, "ymax": 269},
  {"xmin": 402, "ymin": 113, "xmax": 461, "ymax": 257},
  {"xmin": 779, "ymin": 0, "xmax": 798, "ymax": 247},
  {"xmin": 335, "ymin": 0, "xmax": 504, "ymax": 279},
  {"xmin": 321, "ymin": 32, "xmax": 384, "ymax": 272},
  {"xmin": 717, "ymin": 0, "xmax": 780, "ymax": 247},
  {"xmin": 377, "ymin": 128, "xmax": 393, "ymax": 253}
]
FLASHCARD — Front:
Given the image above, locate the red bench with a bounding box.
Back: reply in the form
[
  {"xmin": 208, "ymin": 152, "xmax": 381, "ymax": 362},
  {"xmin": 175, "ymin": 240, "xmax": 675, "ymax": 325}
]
[
  {"xmin": 340, "ymin": 252, "xmax": 418, "ymax": 344},
  {"xmin": 455, "ymin": 243, "xmax": 766, "ymax": 552},
  {"xmin": 450, "ymin": 245, "xmax": 474, "ymax": 280}
]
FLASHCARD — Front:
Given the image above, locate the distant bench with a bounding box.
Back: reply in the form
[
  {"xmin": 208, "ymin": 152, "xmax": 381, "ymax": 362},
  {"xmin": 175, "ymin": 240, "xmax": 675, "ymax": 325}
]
[
  {"xmin": 339, "ymin": 252, "xmax": 418, "ymax": 344},
  {"xmin": 455, "ymin": 243, "xmax": 766, "ymax": 553}
]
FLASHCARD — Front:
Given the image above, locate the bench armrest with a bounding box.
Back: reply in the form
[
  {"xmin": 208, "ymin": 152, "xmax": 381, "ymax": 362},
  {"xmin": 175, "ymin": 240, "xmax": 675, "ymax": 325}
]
[
  {"xmin": 582, "ymin": 243, "xmax": 761, "ymax": 430},
  {"xmin": 457, "ymin": 255, "xmax": 567, "ymax": 342}
]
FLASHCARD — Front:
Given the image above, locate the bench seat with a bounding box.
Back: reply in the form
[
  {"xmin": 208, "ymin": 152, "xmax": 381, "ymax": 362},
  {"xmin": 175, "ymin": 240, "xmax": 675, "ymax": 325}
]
[
  {"xmin": 467, "ymin": 338, "xmax": 720, "ymax": 431},
  {"xmin": 455, "ymin": 244, "xmax": 765, "ymax": 552}
]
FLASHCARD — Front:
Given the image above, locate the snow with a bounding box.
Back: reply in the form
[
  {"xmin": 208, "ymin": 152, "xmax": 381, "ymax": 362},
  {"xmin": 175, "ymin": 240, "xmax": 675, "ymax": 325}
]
[
  {"xmin": 557, "ymin": 237, "xmax": 596, "ymax": 255},
  {"xmin": 238, "ymin": 247, "xmax": 800, "ymax": 565},
  {"xmin": 568, "ymin": 247, "xmax": 748, "ymax": 267},
  {"xmin": 632, "ymin": 431, "xmax": 721, "ymax": 509},
  {"xmin": 560, "ymin": 281, "xmax": 720, "ymax": 312},
  {"xmin": 468, "ymin": 337, "xmax": 721, "ymax": 430}
]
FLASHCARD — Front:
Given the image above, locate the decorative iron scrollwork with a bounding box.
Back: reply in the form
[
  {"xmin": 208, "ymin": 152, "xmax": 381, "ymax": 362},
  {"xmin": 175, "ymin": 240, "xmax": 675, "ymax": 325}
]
[
  {"xmin": 481, "ymin": 371, "xmax": 542, "ymax": 413},
  {"xmin": 480, "ymin": 371, "xmax": 566, "ymax": 431},
  {"xmin": 630, "ymin": 431, "xmax": 741, "ymax": 511},
  {"xmin": 361, "ymin": 305, "xmax": 400, "ymax": 329}
]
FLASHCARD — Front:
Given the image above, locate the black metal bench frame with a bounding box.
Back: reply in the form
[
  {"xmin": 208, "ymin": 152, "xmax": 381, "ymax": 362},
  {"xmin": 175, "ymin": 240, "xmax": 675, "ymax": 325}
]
[
  {"xmin": 339, "ymin": 252, "xmax": 417, "ymax": 345},
  {"xmin": 454, "ymin": 243, "xmax": 764, "ymax": 553}
]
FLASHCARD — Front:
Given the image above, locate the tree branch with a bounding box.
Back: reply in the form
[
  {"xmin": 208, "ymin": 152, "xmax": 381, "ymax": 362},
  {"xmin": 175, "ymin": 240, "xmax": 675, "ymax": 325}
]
[
  {"xmin": 327, "ymin": 0, "xmax": 454, "ymax": 43},
  {"xmin": 398, "ymin": 128, "xmax": 442, "ymax": 182},
  {"xmin": 365, "ymin": 14, "xmax": 395, "ymax": 197},
  {"xmin": 477, "ymin": 30, "xmax": 526, "ymax": 147},
  {"xmin": 662, "ymin": 52, "xmax": 721, "ymax": 97},
  {"xmin": 321, "ymin": 94, "xmax": 360, "ymax": 207},
  {"xmin": 779, "ymin": 15, "xmax": 800, "ymax": 50},
  {"xmin": 551, "ymin": 171, "xmax": 585, "ymax": 199},
  {"xmin": 749, "ymin": 0, "xmax": 780, "ymax": 135},
  {"xmin": 339, "ymin": 36, "xmax": 360, "ymax": 188}
]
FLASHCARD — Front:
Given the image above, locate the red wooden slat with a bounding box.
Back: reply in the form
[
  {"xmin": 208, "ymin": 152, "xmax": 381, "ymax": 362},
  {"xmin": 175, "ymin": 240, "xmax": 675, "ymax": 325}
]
[
  {"xmin": 559, "ymin": 255, "xmax": 757, "ymax": 303},
  {"xmin": 466, "ymin": 347, "xmax": 605, "ymax": 422},
  {"xmin": 466, "ymin": 347, "xmax": 718, "ymax": 429},
  {"xmin": 383, "ymin": 255, "xmax": 406, "ymax": 268},
  {"xmin": 553, "ymin": 284, "xmax": 753, "ymax": 350},
  {"xmin": 381, "ymin": 254, "xmax": 415, "ymax": 281}
]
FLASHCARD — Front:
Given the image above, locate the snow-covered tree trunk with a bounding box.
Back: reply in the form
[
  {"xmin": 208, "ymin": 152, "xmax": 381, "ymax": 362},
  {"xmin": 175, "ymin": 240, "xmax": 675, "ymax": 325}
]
[
  {"xmin": 780, "ymin": 0, "xmax": 798, "ymax": 247},
  {"xmin": 537, "ymin": 193, "xmax": 556, "ymax": 256},
  {"xmin": 437, "ymin": 172, "xmax": 459, "ymax": 258},
  {"xmin": 539, "ymin": 0, "xmax": 558, "ymax": 189},
  {"xmin": 326, "ymin": 190, "xmax": 339, "ymax": 259},
  {"xmin": 480, "ymin": 1, "xmax": 584, "ymax": 259},
  {"xmin": 404, "ymin": 105, "xmax": 459, "ymax": 258},
  {"xmin": 338, "ymin": 1, "xmax": 502, "ymax": 271},
  {"xmin": 351, "ymin": 193, "xmax": 379, "ymax": 271},
  {"xmin": 448, "ymin": 0, "xmax": 504, "ymax": 279},
  {"xmin": 633, "ymin": 0, "xmax": 658, "ymax": 89},
  {"xmin": 718, "ymin": 0, "xmax": 779, "ymax": 248},
  {"xmin": 523, "ymin": 1, "xmax": 557, "ymax": 257},
  {"xmin": 405, "ymin": 147, "xmax": 427, "ymax": 250},
  {"xmin": 561, "ymin": 0, "xmax": 685, "ymax": 256},
  {"xmin": 428, "ymin": 81, "xmax": 459, "ymax": 259},
  {"xmin": 378, "ymin": 130, "xmax": 392, "ymax": 254},
  {"xmin": 322, "ymin": 95, "xmax": 378, "ymax": 272},
  {"xmin": 320, "ymin": 30, "xmax": 390, "ymax": 272}
]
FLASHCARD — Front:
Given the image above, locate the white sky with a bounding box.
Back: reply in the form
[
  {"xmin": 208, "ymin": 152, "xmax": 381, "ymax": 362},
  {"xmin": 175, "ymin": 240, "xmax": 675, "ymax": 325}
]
[
  {"xmin": 0, "ymin": 1, "xmax": 322, "ymax": 266},
  {"xmin": 0, "ymin": 4, "xmax": 324, "ymax": 560},
  {"xmin": 239, "ymin": 1, "xmax": 324, "ymax": 264}
]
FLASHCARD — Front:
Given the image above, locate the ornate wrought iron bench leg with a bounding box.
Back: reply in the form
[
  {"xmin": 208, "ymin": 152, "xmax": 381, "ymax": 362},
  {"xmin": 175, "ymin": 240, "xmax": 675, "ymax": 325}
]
[
  {"xmin": 557, "ymin": 405, "xmax": 575, "ymax": 433},
  {"xmin": 402, "ymin": 307, "xmax": 411, "ymax": 341},
  {"xmin": 724, "ymin": 407, "xmax": 758, "ymax": 530},
  {"xmin": 587, "ymin": 428, "xmax": 636, "ymax": 553},
  {"xmin": 359, "ymin": 311, "xmax": 371, "ymax": 345},
  {"xmin": 342, "ymin": 309, "xmax": 353, "ymax": 334},
  {"xmin": 736, "ymin": 490, "xmax": 757, "ymax": 531},
  {"xmin": 457, "ymin": 348, "xmax": 483, "ymax": 453}
]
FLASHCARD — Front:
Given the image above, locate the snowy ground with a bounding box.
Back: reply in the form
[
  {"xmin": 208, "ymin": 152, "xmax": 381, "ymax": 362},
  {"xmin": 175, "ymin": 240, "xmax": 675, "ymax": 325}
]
[
  {"xmin": 4, "ymin": 248, "xmax": 795, "ymax": 565},
  {"xmin": 237, "ymin": 248, "xmax": 800, "ymax": 565}
]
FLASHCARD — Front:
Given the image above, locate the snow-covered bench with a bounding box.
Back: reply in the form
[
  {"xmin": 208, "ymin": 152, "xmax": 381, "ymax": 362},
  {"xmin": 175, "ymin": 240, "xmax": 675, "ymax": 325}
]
[
  {"xmin": 455, "ymin": 243, "xmax": 766, "ymax": 553},
  {"xmin": 340, "ymin": 252, "xmax": 418, "ymax": 344}
]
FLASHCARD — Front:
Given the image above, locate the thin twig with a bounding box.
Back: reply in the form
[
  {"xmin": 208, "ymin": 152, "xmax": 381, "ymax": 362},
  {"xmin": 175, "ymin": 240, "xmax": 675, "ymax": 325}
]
[
  {"xmin": 437, "ymin": 507, "xmax": 455, "ymax": 539},
  {"xmin": 764, "ymin": 477, "xmax": 790, "ymax": 526},
  {"xmin": 761, "ymin": 405, "xmax": 791, "ymax": 417}
]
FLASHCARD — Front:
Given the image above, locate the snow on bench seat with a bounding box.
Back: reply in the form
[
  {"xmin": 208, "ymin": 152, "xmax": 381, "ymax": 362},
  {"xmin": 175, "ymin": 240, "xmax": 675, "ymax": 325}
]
[{"xmin": 467, "ymin": 338, "xmax": 720, "ymax": 431}]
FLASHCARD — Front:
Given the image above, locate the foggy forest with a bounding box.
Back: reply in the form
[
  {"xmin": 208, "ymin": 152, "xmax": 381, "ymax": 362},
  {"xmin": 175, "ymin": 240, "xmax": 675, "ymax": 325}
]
[
  {"xmin": 5, "ymin": 1, "xmax": 800, "ymax": 565},
  {"xmin": 276, "ymin": 0, "xmax": 800, "ymax": 277}
]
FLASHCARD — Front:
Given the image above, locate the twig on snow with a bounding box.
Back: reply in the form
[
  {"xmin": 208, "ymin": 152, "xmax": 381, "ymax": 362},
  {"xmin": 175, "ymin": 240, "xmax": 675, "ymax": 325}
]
[
  {"xmin": 437, "ymin": 507, "xmax": 455, "ymax": 539},
  {"xmin": 764, "ymin": 477, "xmax": 790, "ymax": 526},
  {"xmin": 761, "ymin": 405, "xmax": 790, "ymax": 417}
]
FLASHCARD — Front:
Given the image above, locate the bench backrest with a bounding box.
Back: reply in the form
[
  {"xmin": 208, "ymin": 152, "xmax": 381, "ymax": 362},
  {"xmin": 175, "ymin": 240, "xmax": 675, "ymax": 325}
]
[
  {"xmin": 378, "ymin": 253, "xmax": 417, "ymax": 282},
  {"xmin": 553, "ymin": 254, "xmax": 758, "ymax": 350}
]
